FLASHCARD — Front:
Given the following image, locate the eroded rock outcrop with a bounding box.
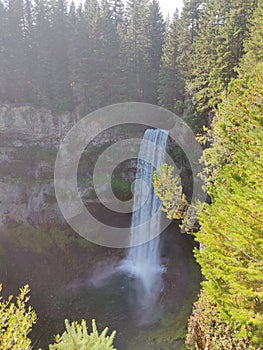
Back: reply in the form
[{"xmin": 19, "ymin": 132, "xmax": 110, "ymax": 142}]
[{"xmin": 0, "ymin": 105, "xmax": 137, "ymax": 226}]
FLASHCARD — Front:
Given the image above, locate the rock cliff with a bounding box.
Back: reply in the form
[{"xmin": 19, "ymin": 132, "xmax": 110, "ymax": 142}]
[{"xmin": 0, "ymin": 105, "xmax": 136, "ymax": 227}]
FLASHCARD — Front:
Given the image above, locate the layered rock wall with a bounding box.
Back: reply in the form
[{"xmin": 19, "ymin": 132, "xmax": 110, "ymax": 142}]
[{"xmin": 0, "ymin": 105, "xmax": 136, "ymax": 226}]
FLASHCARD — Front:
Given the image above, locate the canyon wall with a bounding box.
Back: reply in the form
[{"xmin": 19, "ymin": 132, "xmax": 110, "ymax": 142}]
[{"xmin": 0, "ymin": 105, "xmax": 136, "ymax": 227}]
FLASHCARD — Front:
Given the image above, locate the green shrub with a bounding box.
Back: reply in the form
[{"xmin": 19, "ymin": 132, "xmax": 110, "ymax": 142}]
[
  {"xmin": 49, "ymin": 319, "xmax": 117, "ymax": 350},
  {"xmin": 0, "ymin": 284, "xmax": 36, "ymax": 350},
  {"xmin": 186, "ymin": 290, "xmax": 255, "ymax": 350}
]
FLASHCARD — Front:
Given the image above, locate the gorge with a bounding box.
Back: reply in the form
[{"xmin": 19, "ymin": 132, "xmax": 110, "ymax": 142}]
[{"xmin": 0, "ymin": 105, "xmax": 200, "ymax": 349}]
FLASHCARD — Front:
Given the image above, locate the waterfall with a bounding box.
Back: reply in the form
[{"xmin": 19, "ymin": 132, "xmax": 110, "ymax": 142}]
[
  {"xmin": 27, "ymin": 183, "xmax": 45, "ymax": 226},
  {"xmin": 123, "ymin": 128, "xmax": 169, "ymax": 306}
]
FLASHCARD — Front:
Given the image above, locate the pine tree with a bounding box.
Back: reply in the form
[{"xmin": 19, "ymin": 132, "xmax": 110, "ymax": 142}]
[
  {"xmin": 0, "ymin": 0, "xmax": 8, "ymax": 102},
  {"xmin": 153, "ymin": 164, "xmax": 188, "ymax": 220},
  {"xmin": 49, "ymin": 0, "xmax": 73, "ymax": 111},
  {"xmin": 4, "ymin": 0, "xmax": 28, "ymax": 102},
  {"xmin": 187, "ymin": 7, "xmax": 263, "ymax": 345},
  {"xmin": 168, "ymin": 0, "xmax": 205, "ymax": 127},
  {"xmin": 67, "ymin": 1, "xmax": 78, "ymax": 107},
  {"xmin": 195, "ymin": 61, "xmax": 263, "ymax": 347},
  {"xmin": 146, "ymin": 0, "xmax": 165, "ymax": 104},
  {"xmin": 188, "ymin": 0, "xmax": 258, "ymax": 115},
  {"xmin": 0, "ymin": 284, "xmax": 117, "ymax": 350},
  {"xmin": 0, "ymin": 284, "xmax": 36, "ymax": 349},
  {"xmin": 68, "ymin": 2, "xmax": 88, "ymax": 111},
  {"xmin": 33, "ymin": 0, "xmax": 55, "ymax": 108},
  {"xmin": 177, "ymin": 0, "xmax": 204, "ymax": 82},
  {"xmin": 68, "ymin": 0, "xmax": 100, "ymax": 114},
  {"xmin": 23, "ymin": 0, "xmax": 36, "ymax": 103},
  {"xmin": 109, "ymin": 0, "xmax": 124, "ymax": 26},
  {"xmin": 155, "ymin": 62, "xmax": 263, "ymax": 348},
  {"xmin": 49, "ymin": 319, "xmax": 117, "ymax": 350},
  {"xmin": 239, "ymin": 0, "xmax": 263, "ymax": 74},
  {"xmin": 158, "ymin": 12, "xmax": 184, "ymax": 115},
  {"xmin": 97, "ymin": 0, "xmax": 125, "ymax": 105},
  {"xmin": 123, "ymin": 0, "xmax": 151, "ymax": 101}
]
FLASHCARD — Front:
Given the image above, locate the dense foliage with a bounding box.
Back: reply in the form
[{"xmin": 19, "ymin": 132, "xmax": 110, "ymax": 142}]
[
  {"xmin": 194, "ymin": 62, "xmax": 263, "ymax": 348},
  {"xmin": 0, "ymin": 0, "xmax": 165, "ymax": 113},
  {"xmin": 186, "ymin": 290, "xmax": 255, "ymax": 350},
  {"xmin": 186, "ymin": 0, "xmax": 258, "ymax": 115},
  {"xmin": 154, "ymin": 1, "xmax": 263, "ymax": 348},
  {"xmin": 0, "ymin": 0, "xmax": 258, "ymax": 123},
  {"xmin": 155, "ymin": 63, "xmax": 263, "ymax": 349}
]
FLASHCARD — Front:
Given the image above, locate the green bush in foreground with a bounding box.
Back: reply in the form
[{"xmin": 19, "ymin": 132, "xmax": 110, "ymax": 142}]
[
  {"xmin": 0, "ymin": 284, "xmax": 36, "ymax": 350},
  {"xmin": 49, "ymin": 319, "xmax": 116, "ymax": 350},
  {"xmin": 0, "ymin": 284, "xmax": 117, "ymax": 350}
]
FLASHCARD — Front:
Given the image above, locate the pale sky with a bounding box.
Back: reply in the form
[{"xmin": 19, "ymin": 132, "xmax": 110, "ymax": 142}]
[{"xmin": 158, "ymin": 0, "xmax": 184, "ymax": 18}]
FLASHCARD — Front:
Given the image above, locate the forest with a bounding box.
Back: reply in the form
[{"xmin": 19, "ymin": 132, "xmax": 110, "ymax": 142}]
[
  {"xmin": 0, "ymin": 0, "xmax": 262, "ymax": 349},
  {"xmin": 0, "ymin": 0, "xmax": 259, "ymax": 120}
]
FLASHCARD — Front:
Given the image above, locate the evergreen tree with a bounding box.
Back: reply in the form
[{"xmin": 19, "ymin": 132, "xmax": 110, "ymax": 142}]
[
  {"xmin": 68, "ymin": 2, "xmax": 88, "ymax": 111},
  {"xmin": 123, "ymin": 0, "xmax": 151, "ymax": 101},
  {"xmin": 164, "ymin": 0, "xmax": 205, "ymax": 128},
  {"xmin": 0, "ymin": 0, "xmax": 259, "ymax": 116},
  {"xmin": 188, "ymin": 0, "xmax": 258, "ymax": 115},
  {"xmin": 146, "ymin": 0, "xmax": 165, "ymax": 104},
  {"xmin": 0, "ymin": 1, "xmax": 8, "ymax": 102},
  {"xmin": 158, "ymin": 0, "xmax": 204, "ymax": 130},
  {"xmin": 0, "ymin": 284, "xmax": 36, "ymax": 349},
  {"xmin": 67, "ymin": 0, "xmax": 78, "ymax": 106},
  {"xmin": 109, "ymin": 0, "xmax": 124, "ymax": 26},
  {"xmin": 195, "ymin": 63, "xmax": 263, "ymax": 346},
  {"xmin": 155, "ymin": 62, "xmax": 263, "ymax": 347},
  {"xmin": 4, "ymin": 0, "xmax": 28, "ymax": 102},
  {"xmin": 72, "ymin": 0, "xmax": 101, "ymax": 114},
  {"xmin": 239, "ymin": 0, "xmax": 263, "ymax": 74},
  {"xmin": 0, "ymin": 284, "xmax": 118, "ymax": 350},
  {"xmin": 49, "ymin": 319, "xmax": 117, "ymax": 350},
  {"xmin": 49, "ymin": 0, "xmax": 73, "ymax": 111},
  {"xmin": 33, "ymin": 0, "xmax": 55, "ymax": 108},
  {"xmin": 71, "ymin": 0, "xmax": 125, "ymax": 114},
  {"xmin": 154, "ymin": 3, "xmax": 263, "ymax": 343},
  {"xmin": 158, "ymin": 12, "xmax": 184, "ymax": 115},
  {"xmin": 177, "ymin": 0, "xmax": 204, "ymax": 81},
  {"xmin": 97, "ymin": 0, "xmax": 125, "ymax": 105},
  {"xmin": 23, "ymin": 0, "xmax": 36, "ymax": 103}
]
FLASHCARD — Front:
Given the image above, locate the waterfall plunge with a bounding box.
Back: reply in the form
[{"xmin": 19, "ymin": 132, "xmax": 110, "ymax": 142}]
[{"xmin": 122, "ymin": 128, "xmax": 169, "ymax": 306}]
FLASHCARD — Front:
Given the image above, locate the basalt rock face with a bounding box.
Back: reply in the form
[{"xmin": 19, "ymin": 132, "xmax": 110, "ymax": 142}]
[
  {"xmin": 0, "ymin": 105, "xmax": 76, "ymax": 226},
  {"xmin": 0, "ymin": 104, "xmax": 130, "ymax": 147},
  {"xmin": 0, "ymin": 105, "xmax": 136, "ymax": 227}
]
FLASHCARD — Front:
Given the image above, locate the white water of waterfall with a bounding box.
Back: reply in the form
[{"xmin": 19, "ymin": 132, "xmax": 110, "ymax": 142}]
[{"xmin": 122, "ymin": 128, "xmax": 169, "ymax": 307}]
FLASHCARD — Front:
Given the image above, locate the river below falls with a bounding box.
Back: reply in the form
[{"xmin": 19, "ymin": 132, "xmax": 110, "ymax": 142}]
[{"xmin": 0, "ymin": 220, "xmax": 201, "ymax": 350}]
